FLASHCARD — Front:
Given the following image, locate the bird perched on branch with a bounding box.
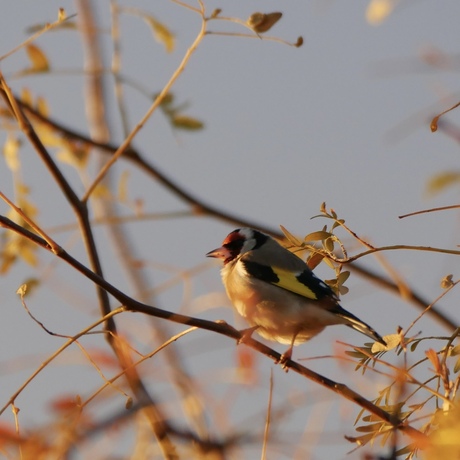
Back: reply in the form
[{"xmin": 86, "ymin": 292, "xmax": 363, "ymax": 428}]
[{"xmin": 207, "ymin": 228, "xmax": 386, "ymax": 364}]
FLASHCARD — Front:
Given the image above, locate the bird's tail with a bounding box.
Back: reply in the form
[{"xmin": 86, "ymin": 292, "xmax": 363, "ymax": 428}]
[{"xmin": 337, "ymin": 310, "xmax": 386, "ymax": 346}]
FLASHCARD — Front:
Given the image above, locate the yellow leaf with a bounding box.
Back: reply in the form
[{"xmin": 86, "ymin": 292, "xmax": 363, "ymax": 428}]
[
  {"xmin": 371, "ymin": 333, "xmax": 400, "ymax": 352},
  {"xmin": 16, "ymin": 284, "xmax": 28, "ymax": 297},
  {"xmin": 19, "ymin": 243, "xmax": 38, "ymax": 267},
  {"xmin": 423, "ymin": 408, "xmax": 460, "ymax": 459},
  {"xmin": 21, "ymin": 87, "xmax": 33, "ymax": 106},
  {"xmin": 366, "ymin": 0, "xmax": 394, "ymax": 25},
  {"xmin": 440, "ymin": 274, "xmax": 454, "ymax": 289},
  {"xmin": 56, "ymin": 142, "xmax": 90, "ymax": 169},
  {"xmin": 3, "ymin": 134, "xmax": 21, "ymax": 171},
  {"xmin": 171, "ymin": 115, "xmax": 204, "ymax": 131},
  {"xmin": 143, "ymin": 15, "xmax": 175, "ymax": 53},
  {"xmin": 21, "ymin": 278, "xmax": 40, "ymax": 296},
  {"xmin": 426, "ymin": 348, "xmax": 442, "ymax": 375},
  {"xmin": 0, "ymin": 251, "xmax": 17, "ymax": 274},
  {"xmin": 16, "ymin": 182, "xmax": 30, "ymax": 197},
  {"xmin": 306, "ymin": 252, "xmax": 324, "ymax": 270},
  {"xmin": 118, "ymin": 170, "xmax": 130, "ymax": 203},
  {"xmin": 93, "ymin": 184, "xmax": 111, "ymax": 199},
  {"xmin": 324, "ymin": 237, "xmax": 335, "ymax": 252},
  {"xmin": 36, "ymin": 96, "xmax": 49, "ymax": 117},
  {"xmin": 247, "ymin": 12, "xmax": 282, "ymax": 33},
  {"xmin": 3, "ymin": 235, "xmax": 38, "ymax": 270},
  {"xmin": 36, "ymin": 124, "xmax": 64, "ymax": 148},
  {"xmin": 156, "ymin": 92, "xmax": 174, "ymax": 107},
  {"xmin": 279, "ymin": 225, "xmax": 302, "ymax": 246},
  {"xmin": 17, "ymin": 195, "xmax": 38, "ymax": 221},
  {"xmin": 337, "ymin": 270, "xmax": 350, "ymax": 285},
  {"xmin": 58, "ymin": 7, "xmax": 67, "ymax": 21},
  {"xmin": 25, "ymin": 44, "xmax": 50, "ymax": 72},
  {"xmin": 210, "ymin": 9, "xmax": 222, "ymax": 19},
  {"xmin": 426, "ymin": 171, "xmax": 460, "ymax": 196},
  {"xmin": 304, "ymin": 231, "xmax": 332, "ymax": 242}
]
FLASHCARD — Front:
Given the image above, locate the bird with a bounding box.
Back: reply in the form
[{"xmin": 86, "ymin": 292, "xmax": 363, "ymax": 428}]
[{"xmin": 206, "ymin": 228, "xmax": 386, "ymax": 364}]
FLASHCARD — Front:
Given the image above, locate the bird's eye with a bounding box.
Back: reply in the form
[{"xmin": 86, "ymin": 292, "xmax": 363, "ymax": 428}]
[{"xmin": 224, "ymin": 239, "xmax": 244, "ymax": 252}]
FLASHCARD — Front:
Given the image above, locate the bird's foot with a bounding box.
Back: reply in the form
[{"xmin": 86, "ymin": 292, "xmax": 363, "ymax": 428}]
[
  {"xmin": 237, "ymin": 326, "xmax": 259, "ymax": 345},
  {"xmin": 276, "ymin": 346, "xmax": 293, "ymax": 372}
]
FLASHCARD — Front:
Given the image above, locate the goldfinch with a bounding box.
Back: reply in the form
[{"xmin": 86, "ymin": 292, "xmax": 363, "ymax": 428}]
[{"xmin": 207, "ymin": 228, "xmax": 386, "ymax": 362}]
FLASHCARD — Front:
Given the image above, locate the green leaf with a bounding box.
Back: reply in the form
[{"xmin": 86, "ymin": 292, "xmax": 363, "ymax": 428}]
[
  {"xmin": 143, "ymin": 14, "xmax": 175, "ymax": 53},
  {"xmin": 337, "ymin": 271, "xmax": 350, "ymax": 284},
  {"xmin": 246, "ymin": 12, "xmax": 282, "ymax": 33},
  {"xmin": 332, "ymin": 218, "xmax": 345, "ymax": 230},
  {"xmin": 345, "ymin": 350, "xmax": 368, "ymax": 359},
  {"xmin": 356, "ymin": 422, "xmax": 385, "ymax": 433},
  {"xmin": 154, "ymin": 92, "xmax": 174, "ymax": 107},
  {"xmin": 323, "ymin": 237, "xmax": 334, "ymax": 252},
  {"xmin": 304, "ymin": 231, "xmax": 331, "ymax": 242},
  {"xmin": 171, "ymin": 115, "xmax": 204, "ymax": 131}
]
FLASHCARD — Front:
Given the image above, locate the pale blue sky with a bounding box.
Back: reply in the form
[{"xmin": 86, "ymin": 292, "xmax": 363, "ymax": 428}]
[{"xmin": 1, "ymin": 1, "xmax": 459, "ymax": 458}]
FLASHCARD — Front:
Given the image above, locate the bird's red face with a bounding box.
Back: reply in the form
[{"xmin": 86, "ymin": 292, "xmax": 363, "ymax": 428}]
[{"xmin": 206, "ymin": 229, "xmax": 246, "ymax": 265}]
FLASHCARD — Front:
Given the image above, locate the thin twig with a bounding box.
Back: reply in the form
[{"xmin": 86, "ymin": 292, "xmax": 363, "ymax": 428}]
[
  {"xmin": 350, "ymin": 262, "xmax": 457, "ymax": 332},
  {"xmin": 0, "ymin": 191, "xmax": 61, "ymax": 254},
  {"xmin": 169, "ymin": 0, "xmax": 201, "ymax": 14},
  {"xmin": 0, "ymin": 308, "xmax": 124, "ymax": 417},
  {"xmin": 45, "ymin": 210, "xmax": 194, "ymax": 234},
  {"xmin": 431, "ymin": 100, "xmax": 460, "ymax": 132},
  {"xmin": 261, "ymin": 369, "xmax": 273, "ymax": 460},
  {"xmin": 206, "ymin": 31, "xmax": 302, "ymax": 48},
  {"xmin": 81, "ymin": 327, "xmax": 198, "ymax": 408},
  {"xmin": 81, "ymin": 0, "xmax": 207, "ymax": 202},
  {"xmin": 338, "ymin": 244, "xmax": 460, "ymax": 263},
  {"xmin": 404, "ymin": 280, "xmax": 460, "ymax": 337},
  {"xmin": 399, "ymin": 204, "xmax": 460, "ymax": 219},
  {"xmin": 0, "ymin": 11, "xmax": 77, "ymax": 63}
]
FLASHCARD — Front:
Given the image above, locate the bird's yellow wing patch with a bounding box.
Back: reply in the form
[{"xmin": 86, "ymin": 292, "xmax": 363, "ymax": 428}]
[
  {"xmin": 241, "ymin": 260, "xmax": 333, "ymax": 301},
  {"xmin": 270, "ymin": 267, "xmax": 319, "ymax": 300}
]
